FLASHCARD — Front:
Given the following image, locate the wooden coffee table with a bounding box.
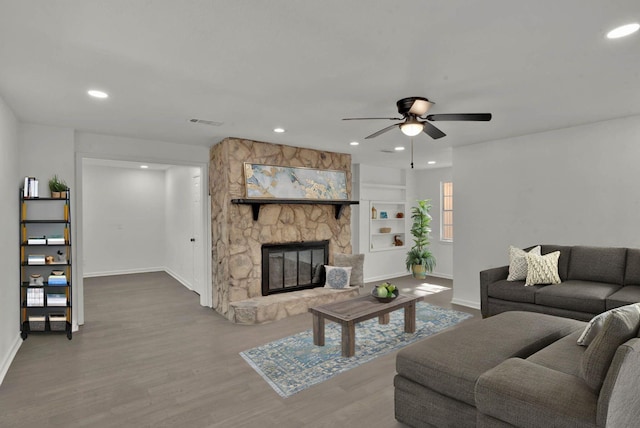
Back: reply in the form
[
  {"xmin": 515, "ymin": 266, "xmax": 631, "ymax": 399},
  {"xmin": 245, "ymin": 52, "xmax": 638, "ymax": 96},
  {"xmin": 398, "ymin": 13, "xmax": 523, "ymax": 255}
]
[{"xmin": 308, "ymin": 294, "xmax": 424, "ymax": 357}]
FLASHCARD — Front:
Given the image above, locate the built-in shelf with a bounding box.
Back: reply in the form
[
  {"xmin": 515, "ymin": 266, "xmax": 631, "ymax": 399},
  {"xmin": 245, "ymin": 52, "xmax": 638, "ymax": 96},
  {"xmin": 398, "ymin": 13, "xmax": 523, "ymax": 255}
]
[{"xmin": 231, "ymin": 198, "xmax": 359, "ymax": 221}]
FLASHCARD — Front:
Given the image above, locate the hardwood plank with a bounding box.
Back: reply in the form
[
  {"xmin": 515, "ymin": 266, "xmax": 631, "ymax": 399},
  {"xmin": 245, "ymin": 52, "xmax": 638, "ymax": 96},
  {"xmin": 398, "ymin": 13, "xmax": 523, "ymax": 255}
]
[{"xmin": 0, "ymin": 271, "xmax": 479, "ymax": 427}]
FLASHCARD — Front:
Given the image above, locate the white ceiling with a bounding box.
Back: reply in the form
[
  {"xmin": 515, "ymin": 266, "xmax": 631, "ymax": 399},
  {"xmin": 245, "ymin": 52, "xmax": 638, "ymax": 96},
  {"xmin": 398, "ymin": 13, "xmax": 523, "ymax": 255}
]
[{"xmin": 1, "ymin": 1, "xmax": 638, "ymax": 169}]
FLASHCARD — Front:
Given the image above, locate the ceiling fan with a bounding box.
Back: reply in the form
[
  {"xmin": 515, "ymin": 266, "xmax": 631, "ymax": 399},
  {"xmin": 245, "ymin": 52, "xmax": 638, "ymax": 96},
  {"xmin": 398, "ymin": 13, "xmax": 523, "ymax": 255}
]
[{"xmin": 343, "ymin": 96, "xmax": 492, "ymax": 140}]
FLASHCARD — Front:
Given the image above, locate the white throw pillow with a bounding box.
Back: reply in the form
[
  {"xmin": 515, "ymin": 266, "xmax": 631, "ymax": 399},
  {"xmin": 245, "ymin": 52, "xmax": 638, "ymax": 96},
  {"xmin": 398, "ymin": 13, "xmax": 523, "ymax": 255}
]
[
  {"xmin": 324, "ymin": 265, "xmax": 352, "ymax": 289},
  {"xmin": 507, "ymin": 245, "xmax": 541, "ymax": 281},
  {"xmin": 525, "ymin": 251, "xmax": 561, "ymax": 286}
]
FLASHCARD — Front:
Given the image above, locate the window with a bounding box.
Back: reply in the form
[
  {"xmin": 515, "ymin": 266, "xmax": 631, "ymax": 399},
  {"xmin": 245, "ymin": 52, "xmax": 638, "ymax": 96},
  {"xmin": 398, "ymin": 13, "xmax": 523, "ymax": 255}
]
[{"xmin": 441, "ymin": 181, "xmax": 453, "ymax": 241}]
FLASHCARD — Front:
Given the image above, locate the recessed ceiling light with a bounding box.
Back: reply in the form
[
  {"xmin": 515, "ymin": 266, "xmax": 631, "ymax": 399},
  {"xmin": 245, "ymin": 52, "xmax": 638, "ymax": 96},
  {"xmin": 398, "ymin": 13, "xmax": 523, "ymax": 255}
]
[
  {"xmin": 394, "ymin": 146, "xmax": 405, "ymax": 151},
  {"xmin": 350, "ymin": 141, "xmax": 359, "ymax": 146},
  {"xmin": 428, "ymin": 161, "xmax": 436, "ymax": 165},
  {"xmin": 606, "ymin": 23, "xmax": 640, "ymax": 39},
  {"xmin": 273, "ymin": 127, "xmax": 285, "ymax": 133},
  {"xmin": 140, "ymin": 165, "xmax": 149, "ymax": 169},
  {"xmin": 87, "ymin": 89, "xmax": 109, "ymax": 99}
]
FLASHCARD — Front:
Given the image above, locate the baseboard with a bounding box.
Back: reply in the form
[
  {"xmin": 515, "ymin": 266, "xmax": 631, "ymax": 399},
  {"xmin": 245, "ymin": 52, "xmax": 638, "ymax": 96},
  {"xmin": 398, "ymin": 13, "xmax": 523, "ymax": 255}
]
[
  {"xmin": 83, "ymin": 267, "xmax": 165, "ymax": 278},
  {"xmin": 164, "ymin": 268, "xmax": 193, "ymax": 291},
  {"xmin": 451, "ymin": 297, "xmax": 481, "ymax": 310},
  {"xmin": 364, "ymin": 272, "xmax": 411, "ymax": 283},
  {"xmin": 429, "ymin": 271, "xmax": 453, "ymax": 280},
  {"xmin": 0, "ymin": 334, "xmax": 22, "ymax": 386}
]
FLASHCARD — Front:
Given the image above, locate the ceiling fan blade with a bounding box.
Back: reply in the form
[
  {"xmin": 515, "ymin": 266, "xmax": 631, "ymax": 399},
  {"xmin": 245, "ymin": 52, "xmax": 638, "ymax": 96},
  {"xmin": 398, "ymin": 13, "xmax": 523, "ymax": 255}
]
[
  {"xmin": 426, "ymin": 113, "xmax": 492, "ymax": 121},
  {"xmin": 365, "ymin": 124, "xmax": 399, "ymax": 139},
  {"xmin": 342, "ymin": 117, "xmax": 402, "ymax": 121},
  {"xmin": 408, "ymin": 99, "xmax": 434, "ymax": 116},
  {"xmin": 422, "ymin": 122, "xmax": 446, "ymax": 139}
]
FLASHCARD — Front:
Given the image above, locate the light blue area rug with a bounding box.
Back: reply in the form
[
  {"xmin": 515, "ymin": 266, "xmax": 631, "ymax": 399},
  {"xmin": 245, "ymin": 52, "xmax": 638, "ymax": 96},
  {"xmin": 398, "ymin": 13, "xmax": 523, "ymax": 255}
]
[{"xmin": 240, "ymin": 302, "xmax": 473, "ymax": 398}]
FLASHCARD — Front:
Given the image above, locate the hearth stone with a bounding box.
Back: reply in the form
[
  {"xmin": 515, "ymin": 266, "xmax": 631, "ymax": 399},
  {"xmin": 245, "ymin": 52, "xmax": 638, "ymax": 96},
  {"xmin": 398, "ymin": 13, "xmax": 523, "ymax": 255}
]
[{"xmin": 229, "ymin": 287, "xmax": 359, "ymax": 325}]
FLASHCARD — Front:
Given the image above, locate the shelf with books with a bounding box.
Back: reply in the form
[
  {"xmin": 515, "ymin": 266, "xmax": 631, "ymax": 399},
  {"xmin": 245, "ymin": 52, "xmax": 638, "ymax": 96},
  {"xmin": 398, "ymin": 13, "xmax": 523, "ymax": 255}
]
[{"xmin": 19, "ymin": 189, "xmax": 72, "ymax": 340}]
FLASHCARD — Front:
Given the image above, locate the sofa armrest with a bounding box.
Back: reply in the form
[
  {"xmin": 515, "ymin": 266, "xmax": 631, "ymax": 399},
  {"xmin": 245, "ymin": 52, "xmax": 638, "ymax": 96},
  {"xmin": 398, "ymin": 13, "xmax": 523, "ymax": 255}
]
[
  {"xmin": 475, "ymin": 358, "xmax": 597, "ymax": 428},
  {"xmin": 479, "ymin": 266, "xmax": 509, "ymax": 318}
]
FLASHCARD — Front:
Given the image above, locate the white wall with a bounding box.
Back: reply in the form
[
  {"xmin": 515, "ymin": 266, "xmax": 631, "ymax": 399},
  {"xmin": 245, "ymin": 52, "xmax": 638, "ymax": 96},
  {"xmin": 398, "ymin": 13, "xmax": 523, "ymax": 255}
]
[
  {"xmin": 82, "ymin": 164, "xmax": 166, "ymax": 276},
  {"xmin": 410, "ymin": 167, "xmax": 453, "ymax": 279},
  {"xmin": 0, "ymin": 95, "xmax": 20, "ymax": 384},
  {"xmin": 165, "ymin": 166, "xmax": 200, "ymax": 288},
  {"xmin": 453, "ymin": 115, "xmax": 640, "ymax": 309}
]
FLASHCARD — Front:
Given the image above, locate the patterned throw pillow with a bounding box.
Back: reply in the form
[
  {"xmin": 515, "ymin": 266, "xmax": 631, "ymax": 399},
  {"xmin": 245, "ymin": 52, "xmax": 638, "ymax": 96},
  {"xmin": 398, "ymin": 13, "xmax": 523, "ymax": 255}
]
[
  {"xmin": 324, "ymin": 265, "xmax": 352, "ymax": 289},
  {"xmin": 507, "ymin": 245, "xmax": 541, "ymax": 281},
  {"xmin": 333, "ymin": 253, "xmax": 365, "ymax": 287},
  {"xmin": 525, "ymin": 251, "xmax": 561, "ymax": 286}
]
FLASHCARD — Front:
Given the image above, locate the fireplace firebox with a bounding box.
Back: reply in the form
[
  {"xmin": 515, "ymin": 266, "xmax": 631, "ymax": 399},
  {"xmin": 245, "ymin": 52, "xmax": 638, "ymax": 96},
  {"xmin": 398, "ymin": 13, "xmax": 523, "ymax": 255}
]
[{"xmin": 261, "ymin": 241, "xmax": 329, "ymax": 296}]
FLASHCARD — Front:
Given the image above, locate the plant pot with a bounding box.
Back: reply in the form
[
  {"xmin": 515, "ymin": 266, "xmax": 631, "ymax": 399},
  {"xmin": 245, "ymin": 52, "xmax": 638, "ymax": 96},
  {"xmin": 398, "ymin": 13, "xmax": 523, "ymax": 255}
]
[
  {"xmin": 51, "ymin": 191, "xmax": 61, "ymax": 198},
  {"xmin": 411, "ymin": 264, "xmax": 427, "ymax": 279},
  {"xmin": 59, "ymin": 191, "xmax": 67, "ymax": 199}
]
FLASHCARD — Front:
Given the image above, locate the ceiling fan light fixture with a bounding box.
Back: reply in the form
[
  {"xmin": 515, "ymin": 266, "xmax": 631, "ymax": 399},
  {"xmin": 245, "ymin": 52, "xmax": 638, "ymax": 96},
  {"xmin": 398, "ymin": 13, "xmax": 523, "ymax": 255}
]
[{"xmin": 400, "ymin": 120, "xmax": 424, "ymax": 137}]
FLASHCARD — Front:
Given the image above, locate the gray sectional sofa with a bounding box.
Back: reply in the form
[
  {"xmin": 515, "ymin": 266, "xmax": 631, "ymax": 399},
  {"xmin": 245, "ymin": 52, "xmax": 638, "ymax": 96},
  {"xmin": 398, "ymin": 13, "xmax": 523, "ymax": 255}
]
[
  {"xmin": 480, "ymin": 245, "xmax": 640, "ymax": 321},
  {"xmin": 394, "ymin": 309, "xmax": 640, "ymax": 427}
]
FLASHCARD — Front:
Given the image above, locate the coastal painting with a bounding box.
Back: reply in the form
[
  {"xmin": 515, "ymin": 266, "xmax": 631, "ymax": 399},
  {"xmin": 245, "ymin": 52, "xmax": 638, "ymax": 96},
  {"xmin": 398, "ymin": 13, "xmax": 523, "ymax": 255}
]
[{"xmin": 244, "ymin": 163, "xmax": 348, "ymax": 200}]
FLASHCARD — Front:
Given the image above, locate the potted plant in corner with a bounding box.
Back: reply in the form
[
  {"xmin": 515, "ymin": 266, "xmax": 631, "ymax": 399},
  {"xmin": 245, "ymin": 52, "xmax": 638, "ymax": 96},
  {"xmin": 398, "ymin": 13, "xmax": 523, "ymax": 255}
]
[
  {"xmin": 49, "ymin": 175, "xmax": 68, "ymax": 198},
  {"xmin": 405, "ymin": 199, "xmax": 436, "ymax": 279}
]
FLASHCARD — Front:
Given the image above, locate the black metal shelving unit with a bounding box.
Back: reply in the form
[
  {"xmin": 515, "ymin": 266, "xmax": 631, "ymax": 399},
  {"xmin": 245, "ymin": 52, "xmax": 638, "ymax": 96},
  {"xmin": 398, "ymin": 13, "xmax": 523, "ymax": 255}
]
[{"xmin": 19, "ymin": 190, "xmax": 72, "ymax": 340}]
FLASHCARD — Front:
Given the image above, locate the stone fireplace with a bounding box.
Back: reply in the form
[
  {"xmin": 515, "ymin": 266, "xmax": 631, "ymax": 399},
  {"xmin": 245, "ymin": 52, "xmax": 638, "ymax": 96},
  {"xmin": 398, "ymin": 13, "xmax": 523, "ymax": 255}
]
[{"xmin": 209, "ymin": 138, "xmax": 356, "ymax": 323}]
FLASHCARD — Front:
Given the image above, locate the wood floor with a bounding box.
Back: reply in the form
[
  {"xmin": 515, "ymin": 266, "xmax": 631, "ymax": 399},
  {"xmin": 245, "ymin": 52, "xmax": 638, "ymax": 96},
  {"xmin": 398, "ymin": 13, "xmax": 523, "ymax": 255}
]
[{"xmin": 0, "ymin": 272, "xmax": 480, "ymax": 428}]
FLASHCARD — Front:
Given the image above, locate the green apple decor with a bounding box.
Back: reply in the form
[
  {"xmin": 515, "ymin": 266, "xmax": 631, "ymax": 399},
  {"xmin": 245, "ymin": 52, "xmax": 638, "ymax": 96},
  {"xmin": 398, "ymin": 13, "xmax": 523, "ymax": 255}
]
[
  {"xmin": 405, "ymin": 199, "xmax": 436, "ymax": 279},
  {"xmin": 372, "ymin": 282, "xmax": 399, "ymax": 302}
]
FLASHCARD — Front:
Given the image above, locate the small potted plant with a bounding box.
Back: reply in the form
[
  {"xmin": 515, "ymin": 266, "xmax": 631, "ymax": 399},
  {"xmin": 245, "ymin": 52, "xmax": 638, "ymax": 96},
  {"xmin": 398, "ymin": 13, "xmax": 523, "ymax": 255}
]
[
  {"xmin": 405, "ymin": 199, "xmax": 436, "ymax": 279},
  {"xmin": 48, "ymin": 175, "xmax": 68, "ymax": 198}
]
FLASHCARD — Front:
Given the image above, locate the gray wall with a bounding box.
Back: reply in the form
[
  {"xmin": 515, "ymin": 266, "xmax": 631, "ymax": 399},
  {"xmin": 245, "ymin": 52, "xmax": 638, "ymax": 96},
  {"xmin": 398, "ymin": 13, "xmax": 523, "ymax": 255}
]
[
  {"xmin": 82, "ymin": 164, "xmax": 166, "ymax": 276},
  {"xmin": 0, "ymin": 95, "xmax": 19, "ymax": 383},
  {"xmin": 452, "ymin": 114, "xmax": 640, "ymax": 308},
  {"xmin": 410, "ymin": 167, "xmax": 453, "ymax": 279}
]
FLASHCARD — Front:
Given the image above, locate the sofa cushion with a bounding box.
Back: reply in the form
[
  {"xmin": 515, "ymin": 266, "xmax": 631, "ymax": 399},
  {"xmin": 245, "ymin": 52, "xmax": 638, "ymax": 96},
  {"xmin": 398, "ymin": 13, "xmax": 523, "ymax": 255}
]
[
  {"xmin": 525, "ymin": 251, "xmax": 561, "ymax": 286},
  {"xmin": 507, "ymin": 245, "xmax": 541, "ymax": 281},
  {"xmin": 535, "ymin": 280, "xmax": 621, "ymax": 314},
  {"xmin": 606, "ymin": 286, "xmax": 640, "ymax": 310},
  {"xmin": 396, "ymin": 311, "xmax": 584, "ymax": 406},
  {"xmin": 486, "ymin": 279, "xmax": 543, "ymax": 304},
  {"xmin": 527, "ymin": 330, "xmax": 586, "ymax": 377},
  {"xmin": 540, "ymin": 245, "xmax": 572, "ymax": 281},
  {"xmin": 580, "ymin": 304, "xmax": 640, "ymax": 391},
  {"xmin": 624, "ymin": 249, "xmax": 640, "ymax": 285},
  {"xmin": 568, "ymin": 246, "xmax": 627, "ymax": 285},
  {"xmin": 476, "ymin": 358, "xmax": 598, "ymax": 428}
]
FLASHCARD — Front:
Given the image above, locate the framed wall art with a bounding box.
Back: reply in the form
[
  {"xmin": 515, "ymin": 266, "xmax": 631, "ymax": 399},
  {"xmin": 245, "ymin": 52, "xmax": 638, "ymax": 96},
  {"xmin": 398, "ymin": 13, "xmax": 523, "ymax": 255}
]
[{"xmin": 243, "ymin": 163, "xmax": 348, "ymax": 200}]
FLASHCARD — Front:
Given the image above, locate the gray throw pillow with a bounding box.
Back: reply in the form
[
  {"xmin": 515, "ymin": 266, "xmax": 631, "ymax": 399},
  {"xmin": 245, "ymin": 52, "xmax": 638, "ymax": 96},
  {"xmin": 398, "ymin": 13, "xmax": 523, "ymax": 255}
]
[
  {"xmin": 333, "ymin": 253, "xmax": 364, "ymax": 287},
  {"xmin": 578, "ymin": 303, "xmax": 640, "ymax": 346},
  {"xmin": 579, "ymin": 304, "xmax": 640, "ymax": 391}
]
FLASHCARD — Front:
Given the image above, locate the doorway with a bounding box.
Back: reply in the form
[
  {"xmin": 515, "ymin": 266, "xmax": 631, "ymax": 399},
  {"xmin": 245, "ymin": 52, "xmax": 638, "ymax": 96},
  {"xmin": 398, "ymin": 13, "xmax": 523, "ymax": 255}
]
[{"xmin": 75, "ymin": 157, "xmax": 211, "ymax": 326}]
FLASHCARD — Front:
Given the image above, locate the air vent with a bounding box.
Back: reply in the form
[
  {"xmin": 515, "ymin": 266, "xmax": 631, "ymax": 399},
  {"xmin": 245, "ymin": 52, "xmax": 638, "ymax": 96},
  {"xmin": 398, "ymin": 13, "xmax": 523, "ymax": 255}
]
[
  {"xmin": 189, "ymin": 118, "xmax": 223, "ymax": 126},
  {"xmin": 380, "ymin": 149, "xmax": 396, "ymax": 153}
]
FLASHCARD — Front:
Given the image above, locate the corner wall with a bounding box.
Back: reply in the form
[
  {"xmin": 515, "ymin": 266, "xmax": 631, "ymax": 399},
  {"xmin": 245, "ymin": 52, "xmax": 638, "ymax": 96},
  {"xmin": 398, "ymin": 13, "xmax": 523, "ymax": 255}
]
[
  {"xmin": 210, "ymin": 138, "xmax": 352, "ymax": 319},
  {"xmin": 0, "ymin": 94, "xmax": 20, "ymax": 385},
  {"xmin": 453, "ymin": 115, "xmax": 640, "ymax": 309}
]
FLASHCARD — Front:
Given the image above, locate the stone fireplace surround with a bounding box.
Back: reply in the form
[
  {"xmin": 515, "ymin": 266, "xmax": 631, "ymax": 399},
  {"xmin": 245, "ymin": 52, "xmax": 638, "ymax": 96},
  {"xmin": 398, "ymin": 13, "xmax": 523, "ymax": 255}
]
[{"xmin": 210, "ymin": 138, "xmax": 359, "ymax": 324}]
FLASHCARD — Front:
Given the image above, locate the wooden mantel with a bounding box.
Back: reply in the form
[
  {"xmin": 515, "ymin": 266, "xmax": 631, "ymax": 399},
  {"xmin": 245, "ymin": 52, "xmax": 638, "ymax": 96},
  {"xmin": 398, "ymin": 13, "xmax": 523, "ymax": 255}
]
[{"xmin": 231, "ymin": 198, "xmax": 359, "ymax": 221}]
